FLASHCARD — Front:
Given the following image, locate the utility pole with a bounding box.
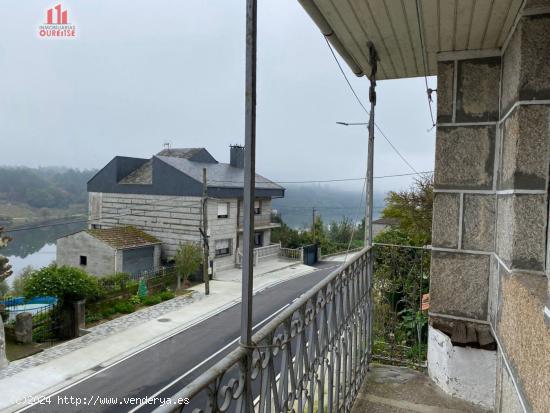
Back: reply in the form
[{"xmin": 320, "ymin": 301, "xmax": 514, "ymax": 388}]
[
  {"xmin": 241, "ymin": 0, "xmax": 257, "ymax": 410},
  {"xmin": 312, "ymin": 207, "xmax": 316, "ymax": 243},
  {"xmin": 366, "ymin": 41, "xmax": 378, "ymax": 363},
  {"xmin": 202, "ymin": 168, "xmax": 210, "ymax": 296}
]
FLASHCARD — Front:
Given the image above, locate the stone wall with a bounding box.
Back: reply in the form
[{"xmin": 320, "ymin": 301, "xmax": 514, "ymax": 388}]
[
  {"xmin": 89, "ymin": 192, "xmax": 275, "ymax": 272},
  {"xmin": 90, "ymin": 192, "xmax": 204, "ymax": 258},
  {"xmin": 431, "ymin": 4, "xmax": 550, "ymax": 412}
]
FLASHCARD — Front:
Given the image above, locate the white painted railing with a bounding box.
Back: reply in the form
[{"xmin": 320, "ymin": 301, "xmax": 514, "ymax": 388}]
[{"xmin": 235, "ymin": 243, "xmax": 302, "ymax": 267}]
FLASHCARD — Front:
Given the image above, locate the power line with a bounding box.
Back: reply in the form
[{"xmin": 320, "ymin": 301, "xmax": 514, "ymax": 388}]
[
  {"xmin": 415, "ymin": 0, "xmax": 436, "ymax": 129},
  {"xmin": 324, "ymin": 37, "xmax": 424, "ymax": 177},
  {"xmin": 209, "ymin": 170, "xmax": 433, "ymax": 185},
  {"xmin": 4, "ymin": 199, "xmax": 202, "ymax": 234}
]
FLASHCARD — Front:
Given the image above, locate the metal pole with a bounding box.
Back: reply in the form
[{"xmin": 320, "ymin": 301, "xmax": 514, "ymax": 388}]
[
  {"xmin": 312, "ymin": 207, "xmax": 316, "ymax": 243},
  {"xmin": 241, "ymin": 0, "xmax": 257, "ymax": 410},
  {"xmin": 202, "ymin": 168, "xmax": 210, "ymax": 296},
  {"xmin": 366, "ymin": 41, "xmax": 378, "ymax": 363}
]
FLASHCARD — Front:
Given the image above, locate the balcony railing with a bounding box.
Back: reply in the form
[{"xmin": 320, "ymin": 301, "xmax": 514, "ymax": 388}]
[
  {"xmin": 154, "ymin": 247, "xmax": 371, "ymax": 413},
  {"xmin": 236, "ymin": 243, "xmax": 302, "ymax": 267}
]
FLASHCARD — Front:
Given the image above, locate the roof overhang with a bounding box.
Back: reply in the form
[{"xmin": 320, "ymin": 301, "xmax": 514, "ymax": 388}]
[{"xmin": 298, "ymin": 0, "xmax": 527, "ymax": 80}]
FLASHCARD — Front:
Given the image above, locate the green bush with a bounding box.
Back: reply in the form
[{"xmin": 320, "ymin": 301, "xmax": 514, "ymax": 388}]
[
  {"xmin": 98, "ymin": 273, "xmax": 130, "ymax": 292},
  {"xmin": 23, "ymin": 265, "xmax": 101, "ymax": 304},
  {"xmin": 113, "ymin": 301, "xmax": 135, "ymax": 314},
  {"xmin": 101, "ymin": 307, "xmax": 116, "ymax": 318},
  {"xmin": 85, "ymin": 311, "xmax": 103, "ymax": 324},
  {"xmin": 129, "ymin": 295, "xmax": 141, "ymax": 305},
  {"xmin": 141, "ymin": 295, "xmax": 162, "ymax": 306},
  {"xmin": 159, "ymin": 291, "xmax": 175, "ymax": 301}
]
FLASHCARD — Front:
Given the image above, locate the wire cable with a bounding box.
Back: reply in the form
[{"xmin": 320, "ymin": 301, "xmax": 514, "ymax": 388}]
[
  {"xmin": 324, "ymin": 37, "xmax": 425, "ymax": 177},
  {"xmin": 209, "ymin": 170, "xmax": 433, "ymax": 185},
  {"xmin": 415, "ymin": 0, "xmax": 437, "ymax": 129},
  {"xmin": 4, "ymin": 199, "xmax": 202, "ymax": 233}
]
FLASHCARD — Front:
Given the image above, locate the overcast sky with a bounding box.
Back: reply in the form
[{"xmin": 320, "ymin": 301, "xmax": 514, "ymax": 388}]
[{"xmin": 1, "ymin": 0, "xmax": 436, "ymax": 194}]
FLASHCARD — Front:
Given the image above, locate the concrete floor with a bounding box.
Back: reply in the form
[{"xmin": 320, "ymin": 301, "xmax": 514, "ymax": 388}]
[{"xmin": 351, "ymin": 364, "xmax": 490, "ymax": 413}]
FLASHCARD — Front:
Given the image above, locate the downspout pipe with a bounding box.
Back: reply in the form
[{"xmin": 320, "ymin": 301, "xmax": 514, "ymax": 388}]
[{"xmin": 297, "ymin": 0, "xmax": 364, "ymax": 77}]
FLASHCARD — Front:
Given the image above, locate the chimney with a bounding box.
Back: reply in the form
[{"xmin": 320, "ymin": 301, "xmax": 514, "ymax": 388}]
[{"xmin": 230, "ymin": 145, "xmax": 245, "ymax": 168}]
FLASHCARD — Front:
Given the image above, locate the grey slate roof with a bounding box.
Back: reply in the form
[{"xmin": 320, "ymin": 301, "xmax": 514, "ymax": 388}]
[
  {"xmin": 157, "ymin": 155, "xmax": 281, "ymax": 190},
  {"xmin": 88, "ymin": 147, "xmax": 284, "ymax": 199}
]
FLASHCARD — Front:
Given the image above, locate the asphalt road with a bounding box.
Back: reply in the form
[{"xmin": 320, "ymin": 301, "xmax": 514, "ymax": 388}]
[{"xmin": 18, "ymin": 262, "xmax": 340, "ymax": 413}]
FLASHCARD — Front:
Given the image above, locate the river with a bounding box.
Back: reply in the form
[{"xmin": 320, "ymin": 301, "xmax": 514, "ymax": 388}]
[{"xmin": 3, "ymin": 222, "xmax": 87, "ymax": 285}]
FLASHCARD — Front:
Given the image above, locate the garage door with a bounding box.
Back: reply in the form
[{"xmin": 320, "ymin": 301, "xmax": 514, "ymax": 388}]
[{"xmin": 122, "ymin": 246, "xmax": 154, "ymax": 275}]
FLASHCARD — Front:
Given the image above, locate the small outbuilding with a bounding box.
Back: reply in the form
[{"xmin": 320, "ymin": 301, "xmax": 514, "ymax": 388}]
[{"xmin": 56, "ymin": 226, "xmax": 161, "ymax": 277}]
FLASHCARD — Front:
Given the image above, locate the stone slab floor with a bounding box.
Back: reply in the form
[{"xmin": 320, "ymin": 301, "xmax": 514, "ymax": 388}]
[{"xmin": 351, "ymin": 364, "xmax": 489, "ymax": 413}]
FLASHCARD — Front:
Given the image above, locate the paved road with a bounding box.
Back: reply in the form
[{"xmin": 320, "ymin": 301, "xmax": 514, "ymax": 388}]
[{"xmin": 18, "ymin": 262, "xmax": 340, "ymax": 413}]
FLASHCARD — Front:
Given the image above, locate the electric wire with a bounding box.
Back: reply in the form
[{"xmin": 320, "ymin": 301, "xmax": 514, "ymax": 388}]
[
  {"xmin": 208, "ymin": 170, "xmax": 433, "ymax": 185},
  {"xmin": 3, "ymin": 199, "xmax": 202, "ymax": 234},
  {"xmin": 324, "ymin": 37, "xmax": 425, "ymax": 177},
  {"xmin": 415, "ymin": 0, "xmax": 437, "ymax": 129}
]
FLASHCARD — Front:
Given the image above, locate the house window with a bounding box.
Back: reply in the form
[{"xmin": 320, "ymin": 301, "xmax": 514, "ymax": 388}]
[
  {"xmin": 217, "ymin": 202, "xmax": 229, "ymax": 218},
  {"xmin": 215, "ymin": 239, "xmax": 232, "ymax": 257},
  {"xmin": 80, "ymin": 255, "xmax": 87, "ymax": 266},
  {"xmin": 254, "ymin": 200, "xmax": 261, "ymax": 215},
  {"xmin": 254, "ymin": 232, "xmax": 263, "ymax": 247}
]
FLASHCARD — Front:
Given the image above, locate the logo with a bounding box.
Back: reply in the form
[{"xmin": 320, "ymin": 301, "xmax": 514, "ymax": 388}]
[{"xmin": 39, "ymin": 4, "xmax": 76, "ymax": 38}]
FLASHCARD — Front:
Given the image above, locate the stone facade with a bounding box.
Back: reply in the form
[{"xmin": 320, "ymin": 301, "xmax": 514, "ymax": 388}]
[
  {"xmin": 89, "ymin": 192, "xmax": 277, "ymax": 273},
  {"xmin": 431, "ymin": 7, "xmax": 550, "ymax": 412}
]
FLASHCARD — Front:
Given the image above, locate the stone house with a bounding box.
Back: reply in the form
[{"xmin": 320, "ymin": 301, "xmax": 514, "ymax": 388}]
[
  {"xmin": 56, "ymin": 226, "xmax": 161, "ymax": 276},
  {"xmin": 298, "ymin": 0, "xmax": 550, "ymax": 411},
  {"xmin": 84, "ymin": 146, "xmax": 284, "ymax": 272},
  {"xmin": 372, "ymin": 217, "xmax": 400, "ymax": 239}
]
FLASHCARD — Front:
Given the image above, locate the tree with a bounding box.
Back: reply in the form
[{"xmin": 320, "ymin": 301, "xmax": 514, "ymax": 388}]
[
  {"xmin": 0, "ymin": 227, "xmax": 13, "ymax": 284},
  {"xmin": 381, "ymin": 175, "xmax": 433, "ymax": 246},
  {"xmin": 174, "ymin": 243, "xmax": 202, "ymax": 289},
  {"xmin": 10, "ymin": 265, "xmax": 33, "ymax": 296}
]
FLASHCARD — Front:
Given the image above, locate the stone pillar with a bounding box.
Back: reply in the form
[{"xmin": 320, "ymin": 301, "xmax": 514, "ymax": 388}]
[
  {"xmin": 0, "ymin": 316, "xmax": 8, "ymax": 369},
  {"xmin": 429, "ymin": 54, "xmax": 500, "ymax": 410},
  {"xmin": 14, "ymin": 312, "xmax": 33, "ymax": 344},
  {"xmin": 430, "ymin": 3, "xmax": 550, "ymax": 412},
  {"xmin": 493, "ymin": 3, "xmax": 550, "ymax": 412}
]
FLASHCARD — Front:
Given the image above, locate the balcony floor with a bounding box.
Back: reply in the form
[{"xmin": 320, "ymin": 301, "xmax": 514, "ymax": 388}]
[{"xmin": 352, "ymin": 364, "xmax": 489, "ymax": 413}]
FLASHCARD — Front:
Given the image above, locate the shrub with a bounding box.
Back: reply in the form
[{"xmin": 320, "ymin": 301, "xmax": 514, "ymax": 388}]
[
  {"xmin": 101, "ymin": 307, "xmax": 116, "ymax": 318},
  {"xmin": 141, "ymin": 295, "xmax": 161, "ymax": 306},
  {"xmin": 85, "ymin": 311, "xmax": 103, "ymax": 324},
  {"xmin": 159, "ymin": 291, "xmax": 175, "ymax": 301},
  {"xmin": 174, "ymin": 243, "xmax": 202, "ymax": 289},
  {"xmin": 23, "ymin": 265, "xmax": 101, "ymax": 304},
  {"xmin": 98, "ymin": 273, "xmax": 130, "ymax": 292},
  {"xmin": 129, "ymin": 295, "xmax": 141, "ymax": 305},
  {"xmin": 113, "ymin": 301, "xmax": 135, "ymax": 314}
]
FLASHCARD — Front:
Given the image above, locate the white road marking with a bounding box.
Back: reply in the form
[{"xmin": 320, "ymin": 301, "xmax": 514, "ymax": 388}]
[
  {"xmin": 13, "ymin": 265, "xmax": 330, "ymax": 413},
  {"xmin": 127, "ymin": 303, "xmax": 291, "ymax": 412}
]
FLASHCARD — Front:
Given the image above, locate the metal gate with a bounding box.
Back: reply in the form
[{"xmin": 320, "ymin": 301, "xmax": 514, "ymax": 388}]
[{"xmin": 302, "ymin": 244, "xmax": 318, "ymax": 266}]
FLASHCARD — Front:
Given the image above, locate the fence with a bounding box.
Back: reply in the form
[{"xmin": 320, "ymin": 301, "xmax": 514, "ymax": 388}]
[
  {"xmin": 1, "ymin": 297, "xmax": 59, "ymax": 344},
  {"xmin": 236, "ymin": 243, "xmax": 302, "ymax": 267},
  {"xmin": 279, "ymin": 246, "xmax": 302, "ymax": 261},
  {"xmin": 371, "ymin": 243, "xmax": 430, "ymax": 368},
  {"xmin": 98, "ymin": 266, "xmax": 178, "ymax": 297},
  {"xmin": 153, "ymin": 247, "xmax": 371, "ymax": 413}
]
